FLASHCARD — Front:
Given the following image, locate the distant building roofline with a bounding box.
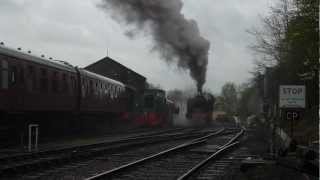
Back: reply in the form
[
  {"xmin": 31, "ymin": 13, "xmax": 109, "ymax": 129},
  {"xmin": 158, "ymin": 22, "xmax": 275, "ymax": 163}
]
[{"xmin": 85, "ymin": 56, "xmax": 146, "ymax": 80}]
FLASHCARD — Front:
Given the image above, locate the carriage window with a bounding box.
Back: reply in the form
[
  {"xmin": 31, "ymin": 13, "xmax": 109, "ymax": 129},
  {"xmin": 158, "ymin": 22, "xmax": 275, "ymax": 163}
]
[
  {"xmin": 70, "ymin": 76, "xmax": 76, "ymax": 93},
  {"xmin": 115, "ymin": 86, "xmax": 119, "ymax": 97},
  {"xmin": 0, "ymin": 60, "xmax": 9, "ymax": 89},
  {"xmin": 106, "ymin": 84, "xmax": 110, "ymax": 93},
  {"xmin": 99, "ymin": 83, "xmax": 103, "ymax": 95},
  {"xmin": 52, "ymin": 71, "xmax": 59, "ymax": 93},
  {"xmin": 86, "ymin": 80, "xmax": 89, "ymax": 95},
  {"xmin": 105, "ymin": 84, "xmax": 108, "ymax": 92},
  {"xmin": 62, "ymin": 73, "xmax": 68, "ymax": 93},
  {"xmin": 28, "ymin": 65, "xmax": 36, "ymax": 91},
  {"xmin": 81, "ymin": 79, "xmax": 86, "ymax": 97},
  {"xmin": 110, "ymin": 85, "xmax": 114, "ymax": 98},
  {"xmin": 20, "ymin": 67, "xmax": 24, "ymax": 84},
  {"xmin": 73, "ymin": 76, "xmax": 76, "ymax": 90},
  {"xmin": 40, "ymin": 68, "xmax": 48, "ymax": 93},
  {"xmin": 0, "ymin": 62, "xmax": 1, "ymax": 89},
  {"xmin": 9, "ymin": 66, "xmax": 17, "ymax": 86},
  {"xmin": 104, "ymin": 84, "xmax": 108, "ymax": 97},
  {"xmin": 89, "ymin": 80, "xmax": 93, "ymax": 95},
  {"xmin": 70, "ymin": 76, "xmax": 73, "ymax": 92}
]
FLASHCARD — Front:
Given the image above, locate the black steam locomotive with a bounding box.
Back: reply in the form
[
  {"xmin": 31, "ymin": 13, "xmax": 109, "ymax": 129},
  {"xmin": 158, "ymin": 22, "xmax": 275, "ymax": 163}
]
[{"xmin": 186, "ymin": 92, "xmax": 215, "ymax": 125}]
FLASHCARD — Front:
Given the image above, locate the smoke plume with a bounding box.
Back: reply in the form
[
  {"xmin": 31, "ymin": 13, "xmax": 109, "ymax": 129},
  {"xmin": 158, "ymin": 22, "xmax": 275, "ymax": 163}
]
[{"xmin": 98, "ymin": 0, "xmax": 210, "ymax": 91}]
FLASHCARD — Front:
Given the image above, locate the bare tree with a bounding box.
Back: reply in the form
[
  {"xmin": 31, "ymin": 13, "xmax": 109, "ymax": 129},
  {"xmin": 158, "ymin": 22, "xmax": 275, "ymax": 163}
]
[{"xmin": 247, "ymin": 0, "xmax": 295, "ymax": 69}]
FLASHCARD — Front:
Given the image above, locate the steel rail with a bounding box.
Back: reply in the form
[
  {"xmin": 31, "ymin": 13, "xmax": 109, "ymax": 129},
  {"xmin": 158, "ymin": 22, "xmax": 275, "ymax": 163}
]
[
  {"xmin": 0, "ymin": 128, "xmax": 199, "ymax": 163},
  {"xmin": 177, "ymin": 142, "xmax": 239, "ymax": 180},
  {"xmin": 219, "ymin": 129, "xmax": 244, "ymax": 148},
  {"xmin": 188, "ymin": 128, "xmax": 225, "ymax": 143},
  {"xmin": 177, "ymin": 129, "xmax": 244, "ymax": 180},
  {"xmin": 85, "ymin": 129, "xmax": 225, "ymax": 180},
  {"xmin": 0, "ymin": 128, "xmax": 212, "ymax": 177}
]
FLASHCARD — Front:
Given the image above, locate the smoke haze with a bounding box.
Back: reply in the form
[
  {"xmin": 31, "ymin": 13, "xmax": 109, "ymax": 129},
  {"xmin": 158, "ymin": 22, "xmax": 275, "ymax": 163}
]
[{"xmin": 98, "ymin": 0, "xmax": 210, "ymax": 91}]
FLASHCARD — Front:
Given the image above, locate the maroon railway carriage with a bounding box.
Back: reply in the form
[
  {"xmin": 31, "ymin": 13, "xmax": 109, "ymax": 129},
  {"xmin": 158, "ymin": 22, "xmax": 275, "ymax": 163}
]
[
  {"xmin": 0, "ymin": 48, "xmax": 78, "ymax": 115},
  {"xmin": 76, "ymin": 69, "xmax": 130, "ymax": 130},
  {"xmin": 78, "ymin": 69, "xmax": 126, "ymax": 113},
  {"xmin": 0, "ymin": 45, "xmax": 130, "ymax": 145}
]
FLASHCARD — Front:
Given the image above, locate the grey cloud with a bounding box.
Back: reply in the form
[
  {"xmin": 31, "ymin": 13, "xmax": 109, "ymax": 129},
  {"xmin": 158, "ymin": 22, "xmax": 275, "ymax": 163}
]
[
  {"xmin": 98, "ymin": 0, "xmax": 210, "ymax": 92},
  {"xmin": 0, "ymin": 0, "xmax": 270, "ymax": 94}
]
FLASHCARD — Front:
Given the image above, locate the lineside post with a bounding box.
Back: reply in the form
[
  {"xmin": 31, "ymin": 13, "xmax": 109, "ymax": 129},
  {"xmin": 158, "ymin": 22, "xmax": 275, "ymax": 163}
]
[{"xmin": 28, "ymin": 124, "xmax": 39, "ymax": 152}]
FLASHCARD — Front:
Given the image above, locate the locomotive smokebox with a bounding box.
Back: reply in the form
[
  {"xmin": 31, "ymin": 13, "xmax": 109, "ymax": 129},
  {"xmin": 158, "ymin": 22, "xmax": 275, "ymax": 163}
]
[{"xmin": 186, "ymin": 92, "xmax": 215, "ymax": 125}]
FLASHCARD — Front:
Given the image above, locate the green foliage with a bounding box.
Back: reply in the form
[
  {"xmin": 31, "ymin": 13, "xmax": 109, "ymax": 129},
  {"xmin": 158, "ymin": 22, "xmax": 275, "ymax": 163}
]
[
  {"xmin": 284, "ymin": 0, "xmax": 318, "ymax": 78},
  {"xmin": 219, "ymin": 82, "xmax": 238, "ymax": 115},
  {"xmin": 236, "ymin": 82, "xmax": 262, "ymax": 123},
  {"xmin": 248, "ymin": 0, "xmax": 319, "ymax": 139}
]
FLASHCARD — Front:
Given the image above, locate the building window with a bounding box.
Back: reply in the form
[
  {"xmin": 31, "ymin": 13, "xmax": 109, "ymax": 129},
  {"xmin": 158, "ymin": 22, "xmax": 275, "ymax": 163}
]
[
  {"xmin": 0, "ymin": 60, "xmax": 9, "ymax": 89},
  {"xmin": 40, "ymin": 68, "xmax": 48, "ymax": 93}
]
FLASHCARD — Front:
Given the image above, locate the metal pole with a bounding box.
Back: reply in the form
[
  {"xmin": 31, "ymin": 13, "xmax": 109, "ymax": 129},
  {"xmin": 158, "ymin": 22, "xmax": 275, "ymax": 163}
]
[
  {"xmin": 291, "ymin": 118, "xmax": 293, "ymax": 138},
  {"xmin": 35, "ymin": 125, "xmax": 38, "ymax": 151},
  {"xmin": 28, "ymin": 124, "xmax": 39, "ymax": 152},
  {"xmin": 28, "ymin": 125, "xmax": 32, "ymax": 152}
]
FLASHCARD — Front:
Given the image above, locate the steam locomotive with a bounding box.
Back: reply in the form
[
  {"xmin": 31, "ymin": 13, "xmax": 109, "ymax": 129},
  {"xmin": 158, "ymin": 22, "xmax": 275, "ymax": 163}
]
[
  {"xmin": 0, "ymin": 44, "xmax": 176, "ymax": 146},
  {"xmin": 134, "ymin": 89, "xmax": 178, "ymax": 127},
  {"xmin": 186, "ymin": 92, "xmax": 215, "ymax": 125}
]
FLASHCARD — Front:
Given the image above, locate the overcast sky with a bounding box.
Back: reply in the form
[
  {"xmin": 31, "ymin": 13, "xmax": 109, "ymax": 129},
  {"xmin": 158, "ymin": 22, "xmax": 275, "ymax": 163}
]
[{"xmin": 0, "ymin": 0, "xmax": 273, "ymax": 94}]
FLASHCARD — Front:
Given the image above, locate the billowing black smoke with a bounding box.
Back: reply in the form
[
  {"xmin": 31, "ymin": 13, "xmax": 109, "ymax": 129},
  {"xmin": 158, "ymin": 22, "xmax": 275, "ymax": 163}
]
[{"xmin": 98, "ymin": 0, "xmax": 210, "ymax": 92}]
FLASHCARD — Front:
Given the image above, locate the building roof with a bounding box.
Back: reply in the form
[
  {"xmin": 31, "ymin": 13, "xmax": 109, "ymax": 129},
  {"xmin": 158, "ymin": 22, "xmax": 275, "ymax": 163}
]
[{"xmin": 85, "ymin": 56, "xmax": 146, "ymax": 80}]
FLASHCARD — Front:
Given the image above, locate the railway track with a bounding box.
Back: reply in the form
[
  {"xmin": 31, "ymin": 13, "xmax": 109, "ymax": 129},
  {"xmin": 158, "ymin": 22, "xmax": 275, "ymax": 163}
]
[
  {"xmin": 0, "ymin": 127, "xmax": 223, "ymax": 179},
  {"xmin": 0, "ymin": 127, "xmax": 187, "ymax": 157},
  {"xmin": 183, "ymin": 146, "xmax": 249, "ymax": 180},
  {"xmin": 85, "ymin": 128, "xmax": 244, "ymax": 180}
]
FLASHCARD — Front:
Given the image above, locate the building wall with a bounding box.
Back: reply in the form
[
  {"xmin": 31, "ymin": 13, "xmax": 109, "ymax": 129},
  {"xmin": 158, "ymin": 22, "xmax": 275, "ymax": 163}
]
[{"xmin": 85, "ymin": 58, "xmax": 146, "ymax": 92}]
